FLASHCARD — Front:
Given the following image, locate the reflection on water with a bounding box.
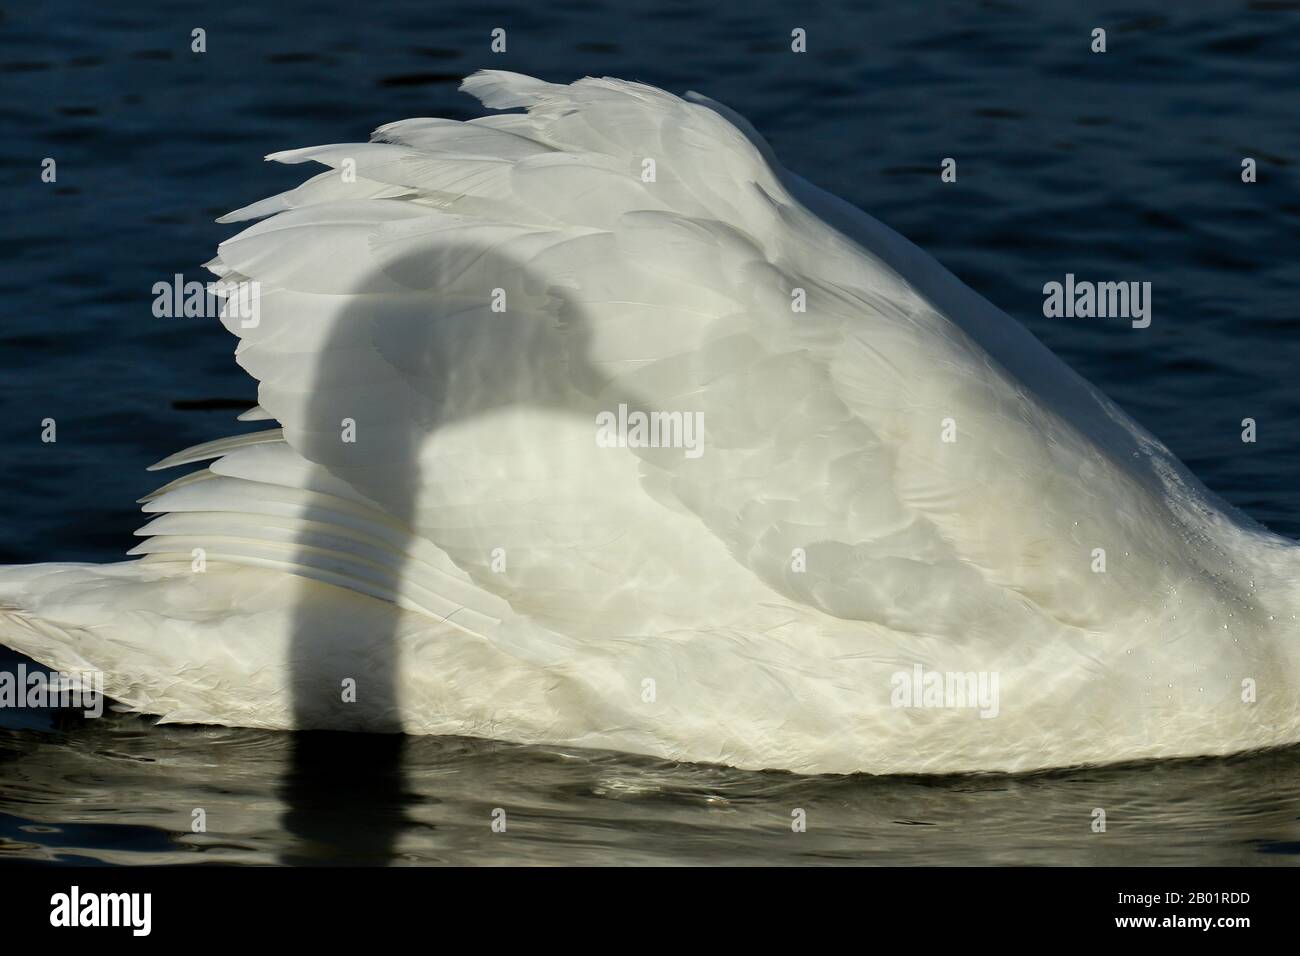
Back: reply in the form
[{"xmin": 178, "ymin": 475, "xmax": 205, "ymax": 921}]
[
  {"xmin": 2, "ymin": 707, "xmax": 1299, "ymax": 865},
  {"xmin": 281, "ymin": 733, "xmax": 409, "ymax": 864}
]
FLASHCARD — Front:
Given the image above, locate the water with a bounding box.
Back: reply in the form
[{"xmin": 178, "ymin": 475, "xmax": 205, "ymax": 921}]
[
  {"xmin": 2, "ymin": 0, "xmax": 1299, "ymax": 864},
  {"xmin": 3, "ymin": 711, "xmax": 1299, "ymax": 865}
]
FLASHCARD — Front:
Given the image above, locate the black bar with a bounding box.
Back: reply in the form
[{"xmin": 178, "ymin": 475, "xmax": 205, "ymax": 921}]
[{"xmin": 2, "ymin": 866, "xmax": 1283, "ymax": 940}]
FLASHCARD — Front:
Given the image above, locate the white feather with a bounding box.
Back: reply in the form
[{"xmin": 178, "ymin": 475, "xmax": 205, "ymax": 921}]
[{"xmin": 2, "ymin": 71, "xmax": 1298, "ymax": 774}]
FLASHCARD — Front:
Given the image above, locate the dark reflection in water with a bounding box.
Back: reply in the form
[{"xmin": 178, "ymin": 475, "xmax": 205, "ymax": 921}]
[
  {"xmin": 2, "ymin": 709, "xmax": 1300, "ymax": 865},
  {"xmin": 281, "ymin": 733, "xmax": 409, "ymax": 864}
]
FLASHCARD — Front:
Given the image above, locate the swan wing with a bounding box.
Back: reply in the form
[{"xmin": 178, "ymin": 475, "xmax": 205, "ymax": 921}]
[{"xmin": 150, "ymin": 72, "xmax": 1223, "ymax": 653}]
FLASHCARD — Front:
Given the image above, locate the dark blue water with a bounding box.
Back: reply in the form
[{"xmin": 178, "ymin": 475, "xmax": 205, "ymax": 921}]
[{"xmin": 2, "ymin": 0, "xmax": 1299, "ymax": 864}]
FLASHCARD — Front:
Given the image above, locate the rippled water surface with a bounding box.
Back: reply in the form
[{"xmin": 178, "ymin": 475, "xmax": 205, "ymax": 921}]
[
  {"xmin": 4, "ymin": 707, "xmax": 1300, "ymax": 865},
  {"xmin": 2, "ymin": 0, "xmax": 1300, "ymax": 864}
]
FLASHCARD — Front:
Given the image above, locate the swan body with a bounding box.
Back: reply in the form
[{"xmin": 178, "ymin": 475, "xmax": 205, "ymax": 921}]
[{"xmin": 3, "ymin": 71, "xmax": 1298, "ymax": 775}]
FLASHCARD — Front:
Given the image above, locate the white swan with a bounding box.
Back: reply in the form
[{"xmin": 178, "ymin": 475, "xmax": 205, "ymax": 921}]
[{"xmin": 2, "ymin": 71, "xmax": 1297, "ymax": 775}]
